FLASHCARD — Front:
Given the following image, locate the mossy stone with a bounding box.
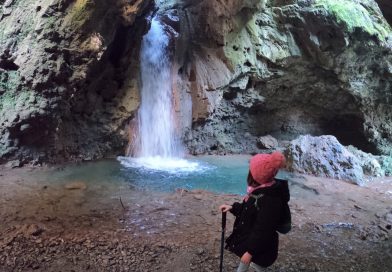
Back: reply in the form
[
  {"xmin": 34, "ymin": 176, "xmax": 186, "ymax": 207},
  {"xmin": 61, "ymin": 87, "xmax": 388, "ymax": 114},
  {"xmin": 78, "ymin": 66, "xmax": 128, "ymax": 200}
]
[{"xmin": 314, "ymin": 0, "xmax": 391, "ymax": 41}]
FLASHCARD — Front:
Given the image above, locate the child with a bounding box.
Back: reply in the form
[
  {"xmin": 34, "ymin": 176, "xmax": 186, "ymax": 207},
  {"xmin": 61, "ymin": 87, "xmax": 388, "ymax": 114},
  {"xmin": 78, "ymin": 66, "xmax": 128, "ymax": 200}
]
[{"xmin": 219, "ymin": 151, "xmax": 289, "ymax": 272}]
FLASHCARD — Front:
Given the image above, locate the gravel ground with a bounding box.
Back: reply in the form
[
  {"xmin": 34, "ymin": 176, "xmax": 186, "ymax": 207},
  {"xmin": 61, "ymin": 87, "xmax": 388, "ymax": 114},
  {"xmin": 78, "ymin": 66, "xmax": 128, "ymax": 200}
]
[{"xmin": 0, "ymin": 166, "xmax": 391, "ymax": 272}]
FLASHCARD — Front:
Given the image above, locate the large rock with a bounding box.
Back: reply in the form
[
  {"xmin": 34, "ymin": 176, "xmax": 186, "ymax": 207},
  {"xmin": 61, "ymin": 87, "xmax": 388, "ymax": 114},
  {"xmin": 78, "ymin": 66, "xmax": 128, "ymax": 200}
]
[
  {"xmin": 284, "ymin": 135, "xmax": 364, "ymax": 185},
  {"xmin": 257, "ymin": 135, "xmax": 279, "ymax": 149},
  {"xmin": 0, "ymin": 0, "xmax": 151, "ymax": 163},
  {"xmin": 346, "ymin": 145, "xmax": 385, "ymax": 177}
]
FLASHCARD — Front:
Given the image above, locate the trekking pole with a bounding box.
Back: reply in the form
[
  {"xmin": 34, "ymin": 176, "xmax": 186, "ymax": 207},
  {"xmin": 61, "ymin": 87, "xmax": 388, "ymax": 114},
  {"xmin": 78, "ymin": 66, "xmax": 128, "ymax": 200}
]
[{"xmin": 220, "ymin": 211, "xmax": 227, "ymax": 272}]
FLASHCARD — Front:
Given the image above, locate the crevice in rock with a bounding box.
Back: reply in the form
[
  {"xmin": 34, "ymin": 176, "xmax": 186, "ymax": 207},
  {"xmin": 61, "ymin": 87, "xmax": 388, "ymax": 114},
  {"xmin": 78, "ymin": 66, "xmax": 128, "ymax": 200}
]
[
  {"xmin": 0, "ymin": 60, "xmax": 19, "ymax": 70},
  {"xmin": 109, "ymin": 25, "xmax": 134, "ymax": 67}
]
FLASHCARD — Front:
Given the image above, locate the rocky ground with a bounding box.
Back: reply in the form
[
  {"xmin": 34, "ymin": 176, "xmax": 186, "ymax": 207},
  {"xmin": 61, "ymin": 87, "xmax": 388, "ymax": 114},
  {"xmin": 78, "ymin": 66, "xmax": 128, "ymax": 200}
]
[{"xmin": 0, "ymin": 165, "xmax": 392, "ymax": 272}]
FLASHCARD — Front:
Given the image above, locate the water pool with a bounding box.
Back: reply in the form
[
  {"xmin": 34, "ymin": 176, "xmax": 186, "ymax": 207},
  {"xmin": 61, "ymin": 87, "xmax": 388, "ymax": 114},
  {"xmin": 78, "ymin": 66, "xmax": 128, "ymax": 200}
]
[{"xmin": 30, "ymin": 155, "xmax": 293, "ymax": 195}]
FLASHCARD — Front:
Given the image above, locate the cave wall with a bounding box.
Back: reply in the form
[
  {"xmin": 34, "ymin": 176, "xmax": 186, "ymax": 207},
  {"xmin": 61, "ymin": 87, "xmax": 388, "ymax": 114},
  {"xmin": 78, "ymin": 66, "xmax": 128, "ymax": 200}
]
[
  {"xmin": 1, "ymin": 0, "xmax": 392, "ymax": 163},
  {"xmin": 165, "ymin": 0, "xmax": 392, "ymax": 155},
  {"xmin": 0, "ymin": 0, "xmax": 152, "ymax": 163}
]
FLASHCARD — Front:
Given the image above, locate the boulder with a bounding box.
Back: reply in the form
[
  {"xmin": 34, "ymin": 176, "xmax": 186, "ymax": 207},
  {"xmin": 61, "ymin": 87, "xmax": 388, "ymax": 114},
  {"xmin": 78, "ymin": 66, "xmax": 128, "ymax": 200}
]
[
  {"xmin": 346, "ymin": 145, "xmax": 385, "ymax": 177},
  {"xmin": 380, "ymin": 156, "xmax": 392, "ymax": 176},
  {"xmin": 256, "ymin": 135, "xmax": 279, "ymax": 149},
  {"xmin": 284, "ymin": 135, "xmax": 364, "ymax": 185},
  {"xmin": 5, "ymin": 160, "xmax": 21, "ymax": 168}
]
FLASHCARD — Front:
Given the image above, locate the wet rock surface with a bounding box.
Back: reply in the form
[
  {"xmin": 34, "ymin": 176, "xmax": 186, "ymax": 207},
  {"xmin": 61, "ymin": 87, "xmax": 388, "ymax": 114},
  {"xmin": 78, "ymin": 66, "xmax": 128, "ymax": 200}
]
[
  {"xmin": 284, "ymin": 135, "xmax": 364, "ymax": 185},
  {"xmin": 0, "ymin": 166, "xmax": 391, "ymax": 271}
]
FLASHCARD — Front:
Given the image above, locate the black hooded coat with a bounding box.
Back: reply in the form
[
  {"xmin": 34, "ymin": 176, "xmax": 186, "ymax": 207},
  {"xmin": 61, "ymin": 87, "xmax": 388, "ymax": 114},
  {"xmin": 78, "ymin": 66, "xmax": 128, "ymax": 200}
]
[{"xmin": 225, "ymin": 179, "xmax": 290, "ymax": 267}]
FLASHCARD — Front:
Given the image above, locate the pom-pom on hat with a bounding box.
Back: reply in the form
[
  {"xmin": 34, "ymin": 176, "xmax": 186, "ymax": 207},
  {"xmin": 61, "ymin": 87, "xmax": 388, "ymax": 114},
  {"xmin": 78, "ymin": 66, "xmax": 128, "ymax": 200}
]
[{"xmin": 249, "ymin": 152, "xmax": 286, "ymax": 185}]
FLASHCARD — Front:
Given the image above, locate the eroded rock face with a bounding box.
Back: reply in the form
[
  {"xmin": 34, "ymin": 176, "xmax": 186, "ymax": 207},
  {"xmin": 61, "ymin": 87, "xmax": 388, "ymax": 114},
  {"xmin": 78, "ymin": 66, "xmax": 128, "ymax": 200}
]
[
  {"xmin": 284, "ymin": 135, "xmax": 364, "ymax": 185},
  {"xmin": 1, "ymin": 0, "xmax": 392, "ymax": 164},
  {"xmin": 173, "ymin": 0, "xmax": 392, "ymax": 156},
  {"xmin": 0, "ymin": 0, "xmax": 151, "ymax": 163}
]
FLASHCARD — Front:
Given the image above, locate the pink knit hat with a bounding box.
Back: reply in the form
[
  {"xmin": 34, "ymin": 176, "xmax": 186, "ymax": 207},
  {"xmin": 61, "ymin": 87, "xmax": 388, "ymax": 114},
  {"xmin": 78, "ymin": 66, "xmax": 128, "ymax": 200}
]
[{"xmin": 249, "ymin": 152, "xmax": 286, "ymax": 185}]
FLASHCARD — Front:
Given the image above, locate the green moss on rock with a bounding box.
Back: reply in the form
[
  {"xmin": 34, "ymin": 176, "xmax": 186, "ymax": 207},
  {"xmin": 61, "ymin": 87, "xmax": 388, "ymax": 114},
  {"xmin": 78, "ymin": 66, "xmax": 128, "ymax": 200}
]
[
  {"xmin": 0, "ymin": 72, "xmax": 41, "ymax": 113},
  {"xmin": 0, "ymin": 71, "xmax": 19, "ymax": 91},
  {"xmin": 314, "ymin": 0, "xmax": 391, "ymax": 41},
  {"xmin": 0, "ymin": 89, "xmax": 34, "ymax": 112},
  {"xmin": 65, "ymin": 0, "xmax": 93, "ymax": 29}
]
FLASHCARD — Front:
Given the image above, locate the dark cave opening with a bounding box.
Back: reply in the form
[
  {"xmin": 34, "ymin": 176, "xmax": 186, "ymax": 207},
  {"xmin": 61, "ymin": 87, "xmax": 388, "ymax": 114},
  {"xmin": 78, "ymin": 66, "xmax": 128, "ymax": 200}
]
[
  {"xmin": 375, "ymin": 0, "xmax": 392, "ymax": 25},
  {"xmin": 249, "ymin": 108, "xmax": 379, "ymax": 155},
  {"xmin": 322, "ymin": 115, "xmax": 379, "ymax": 154}
]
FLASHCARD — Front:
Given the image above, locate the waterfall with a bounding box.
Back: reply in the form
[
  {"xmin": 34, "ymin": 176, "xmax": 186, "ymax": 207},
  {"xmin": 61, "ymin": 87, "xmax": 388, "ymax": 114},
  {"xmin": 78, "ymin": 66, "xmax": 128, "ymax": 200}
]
[
  {"xmin": 118, "ymin": 17, "xmax": 203, "ymax": 172},
  {"xmin": 136, "ymin": 17, "xmax": 183, "ymax": 158}
]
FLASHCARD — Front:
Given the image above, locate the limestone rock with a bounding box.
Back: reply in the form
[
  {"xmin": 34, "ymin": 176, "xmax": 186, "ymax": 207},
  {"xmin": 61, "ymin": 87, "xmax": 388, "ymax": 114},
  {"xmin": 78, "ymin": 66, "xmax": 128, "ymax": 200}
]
[
  {"xmin": 183, "ymin": 0, "xmax": 392, "ymax": 157},
  {"xmin": 380, "ymin": 156, "xmax": 392, "ymax": 176},
  {"xmin": 256, "ymin": 135, "xmax": 279, "ymax": 149},
  {"xmin": 346, "ymin": 146, "xmax": 385, "ymax": 177},
  {"xmin": 5, "ymin": 159, "xmax": 21, "ymax": 168},
  {"xmin": 0, "ymin": 0, "xmax": 151, "ymax": 164},
  {"xmin": 284, "ymin": 135, "xmax": 364, "ymax": 185}
]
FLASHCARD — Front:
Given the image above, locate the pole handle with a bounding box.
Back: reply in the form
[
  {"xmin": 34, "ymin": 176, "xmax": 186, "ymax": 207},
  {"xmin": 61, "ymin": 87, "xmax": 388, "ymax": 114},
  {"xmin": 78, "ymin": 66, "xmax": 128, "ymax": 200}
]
[{"xmin": 221, "ymin": 211, "xmax": 227, "ymax": 230}]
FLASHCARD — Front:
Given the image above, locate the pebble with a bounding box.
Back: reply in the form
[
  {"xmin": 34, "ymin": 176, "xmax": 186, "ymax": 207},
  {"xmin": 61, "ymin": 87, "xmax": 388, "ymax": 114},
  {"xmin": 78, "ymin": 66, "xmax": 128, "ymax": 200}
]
[{"xmin": 65, "ymin": 181, "xmax": 87, "ymax": 190}]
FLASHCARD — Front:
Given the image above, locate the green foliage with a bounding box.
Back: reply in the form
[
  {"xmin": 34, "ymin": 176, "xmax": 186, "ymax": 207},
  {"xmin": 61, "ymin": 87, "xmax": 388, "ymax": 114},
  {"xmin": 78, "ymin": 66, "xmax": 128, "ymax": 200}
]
[{"xmin": 315, "ymin": 0, "xmax": 391, "ymax": 41}]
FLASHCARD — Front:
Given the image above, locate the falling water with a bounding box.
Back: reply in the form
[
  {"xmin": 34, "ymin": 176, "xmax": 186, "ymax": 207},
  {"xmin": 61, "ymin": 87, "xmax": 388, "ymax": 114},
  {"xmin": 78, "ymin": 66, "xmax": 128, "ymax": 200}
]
[
  {"xmin": 120, "ymin": 17, "xmax": 202, "ymax": 172},
  {"xmin": 118, "ymin": 17, "xmax": 216, "ymax": 172},
  {"xmin": 136, "ymin": 17, "xmax": 183, "ymax": 159}
]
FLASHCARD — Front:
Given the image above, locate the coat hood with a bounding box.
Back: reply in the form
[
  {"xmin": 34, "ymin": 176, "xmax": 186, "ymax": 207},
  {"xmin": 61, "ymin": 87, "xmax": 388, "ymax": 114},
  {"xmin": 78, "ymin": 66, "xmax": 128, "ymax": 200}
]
[{"xmin": 252, "ymin": 178, "xmax": 290, "ymax": 203}]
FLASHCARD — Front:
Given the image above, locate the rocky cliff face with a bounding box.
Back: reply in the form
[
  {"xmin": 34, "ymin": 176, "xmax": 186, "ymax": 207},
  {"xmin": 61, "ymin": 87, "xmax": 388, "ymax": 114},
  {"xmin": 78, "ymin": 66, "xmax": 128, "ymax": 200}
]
[
  {"xmin": 1, "ymin": 0, "xmax": 392, "ymax": 164},
  {"xmin": 168, "ymin": 0, "xmax": 392, "ymax": 156},
  {"xmin": 0, "ymin": 0, "xmax": 151, "ymax": 163}
]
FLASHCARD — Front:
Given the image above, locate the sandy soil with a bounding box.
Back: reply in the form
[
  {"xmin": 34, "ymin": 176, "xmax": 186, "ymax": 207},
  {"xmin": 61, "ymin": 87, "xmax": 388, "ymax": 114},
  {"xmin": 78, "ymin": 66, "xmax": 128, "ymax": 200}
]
[{"xmin": 0, "ymin": 165, "xmax": 391, "ymax": 272}]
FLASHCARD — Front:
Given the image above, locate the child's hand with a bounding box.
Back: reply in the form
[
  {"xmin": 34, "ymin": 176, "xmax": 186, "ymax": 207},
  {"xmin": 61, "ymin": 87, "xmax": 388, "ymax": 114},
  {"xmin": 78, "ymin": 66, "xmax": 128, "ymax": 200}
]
[
  {"xmin": 241, "ymin": 252, "xmax": 252, "ymax": 264},
  {"xmin": 219, "ymin": 204, "xmax": 232, "ymax": 212}
]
